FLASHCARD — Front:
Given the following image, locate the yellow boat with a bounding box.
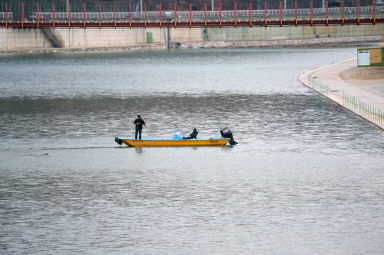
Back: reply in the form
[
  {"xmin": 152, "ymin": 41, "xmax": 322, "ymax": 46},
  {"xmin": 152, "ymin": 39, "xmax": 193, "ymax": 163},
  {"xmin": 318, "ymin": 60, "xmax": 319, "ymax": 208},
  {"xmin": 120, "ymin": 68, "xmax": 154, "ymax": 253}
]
[{"xmin": 115, "ymin": 137, "xmax": 230, "ymax": 147}]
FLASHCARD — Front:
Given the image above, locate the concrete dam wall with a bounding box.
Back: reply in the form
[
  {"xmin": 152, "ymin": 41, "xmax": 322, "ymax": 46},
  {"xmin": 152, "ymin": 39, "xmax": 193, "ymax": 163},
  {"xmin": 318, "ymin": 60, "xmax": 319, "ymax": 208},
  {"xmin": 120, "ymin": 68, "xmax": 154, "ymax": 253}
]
[{"xmin": 1, "ymin": 24, "xmax": 384, "ymax": 52}]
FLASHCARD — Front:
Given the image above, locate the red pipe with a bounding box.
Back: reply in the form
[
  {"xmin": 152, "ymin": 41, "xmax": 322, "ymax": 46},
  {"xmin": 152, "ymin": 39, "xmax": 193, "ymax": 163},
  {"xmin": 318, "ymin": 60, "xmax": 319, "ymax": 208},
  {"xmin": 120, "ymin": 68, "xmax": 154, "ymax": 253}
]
[
  {"xmin": 326, "ymin": 1, "xmax": 328, "ymax": 25},
  {"xmin": 372, "ymin": 0, "xmax": 376, "ymax": 24},
  {"xmin": 249, "ymin": 2, "xmax": 252, "ymax": 26},
  {"xmin": 234, "ymin": 2, "xmax": 237, "ymax": 26}
]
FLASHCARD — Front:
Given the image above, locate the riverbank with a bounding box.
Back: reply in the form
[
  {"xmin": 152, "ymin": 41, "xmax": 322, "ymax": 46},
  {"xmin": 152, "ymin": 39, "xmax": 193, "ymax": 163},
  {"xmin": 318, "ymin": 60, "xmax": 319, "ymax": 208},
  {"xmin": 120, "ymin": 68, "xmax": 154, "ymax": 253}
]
[
  {"xmin": 299, "ymin": 58, "xmax": 384, "ymax": 130},
  {"xmin": 1, "ymin": 36, "xmax": 383, "ymax": 55}
]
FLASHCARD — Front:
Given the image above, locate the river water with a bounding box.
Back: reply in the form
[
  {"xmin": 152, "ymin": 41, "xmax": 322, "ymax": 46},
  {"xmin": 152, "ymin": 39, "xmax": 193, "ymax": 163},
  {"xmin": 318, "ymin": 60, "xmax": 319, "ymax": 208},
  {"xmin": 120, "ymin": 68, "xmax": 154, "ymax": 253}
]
[{"xmin": 1, "ymin": 48, "xmax": 384, "ymax": 255}]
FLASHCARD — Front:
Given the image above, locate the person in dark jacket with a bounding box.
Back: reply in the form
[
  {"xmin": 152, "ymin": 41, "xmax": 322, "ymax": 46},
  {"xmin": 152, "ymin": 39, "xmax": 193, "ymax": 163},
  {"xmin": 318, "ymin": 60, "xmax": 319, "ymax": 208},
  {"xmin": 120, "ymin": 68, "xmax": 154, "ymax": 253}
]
[
  {"xmin": 183, "ymin": 128, "xmax": 198, "ymax": 140},
  {"xmin": 134, "ymin": 115, "xmax": 146, "ymax": 140}
]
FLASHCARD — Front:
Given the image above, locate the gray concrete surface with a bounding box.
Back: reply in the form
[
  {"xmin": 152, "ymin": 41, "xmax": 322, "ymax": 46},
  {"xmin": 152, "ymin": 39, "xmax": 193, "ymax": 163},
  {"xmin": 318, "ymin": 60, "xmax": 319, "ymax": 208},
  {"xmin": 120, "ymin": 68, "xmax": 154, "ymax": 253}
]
[{"xmin": 300, "ymin": 58, "xmax": 384, "ymax": 130}]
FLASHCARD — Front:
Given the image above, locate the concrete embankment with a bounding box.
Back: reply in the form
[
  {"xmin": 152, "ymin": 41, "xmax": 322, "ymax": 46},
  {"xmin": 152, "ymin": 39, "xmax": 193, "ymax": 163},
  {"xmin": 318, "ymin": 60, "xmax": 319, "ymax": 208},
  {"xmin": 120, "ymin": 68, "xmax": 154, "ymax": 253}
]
[
  {"xmin": 1, "ymin": 23, "xmax": 384, "ymax": 53},
  {"xmin": 299, "ymin": 58, "xmax": 384, "ymax": 130}
]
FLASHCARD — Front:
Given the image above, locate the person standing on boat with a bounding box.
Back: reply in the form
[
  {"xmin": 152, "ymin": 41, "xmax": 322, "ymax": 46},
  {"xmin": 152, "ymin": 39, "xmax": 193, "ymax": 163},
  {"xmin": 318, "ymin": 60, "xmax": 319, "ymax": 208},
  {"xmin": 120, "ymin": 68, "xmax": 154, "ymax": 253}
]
[{"xmin": 134, "ymin": 115, "xmax": 146, "ymax": 140}]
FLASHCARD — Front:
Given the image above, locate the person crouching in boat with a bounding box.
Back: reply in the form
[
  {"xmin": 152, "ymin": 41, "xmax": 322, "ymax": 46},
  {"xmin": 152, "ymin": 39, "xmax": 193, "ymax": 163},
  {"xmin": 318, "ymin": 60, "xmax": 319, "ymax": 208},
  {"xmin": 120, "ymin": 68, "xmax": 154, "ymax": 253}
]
[
  {"xmin": 134, "ymin": 115, "xmax": 146, "ymax": 140},
  {"xmin": 183, "ymin": 128, "xmax": 198, "ymax": 140}
]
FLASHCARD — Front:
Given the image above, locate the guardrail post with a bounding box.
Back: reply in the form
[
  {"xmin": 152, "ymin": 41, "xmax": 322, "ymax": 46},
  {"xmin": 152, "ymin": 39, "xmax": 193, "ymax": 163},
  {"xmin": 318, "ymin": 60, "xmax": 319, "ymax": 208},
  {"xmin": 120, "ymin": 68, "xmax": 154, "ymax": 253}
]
[
  {"xmin": 310, "ymin": 1, "xmax": 313, "ymax": 25},
  {"xmin": 264, "ymin": 2, "xmax": 267, "ymax": 26},
  {"xmin": 372, "ymin": 0, "xmax": 376, "ymax": 24},
  {"xmin": 159, "ymin": 3, "xmax": 162, "ymax": 28},
  {"xmin": 174, "ymin": 2, "xmax": 177, "ymax": 28},
  {"xmin": 280, "ymin": 1, "xmax": 282, "ymax": 26},
  {"xmin": 341, "ymin": 0, "xmax": 344, "ymax": 25},
  {"xmin": 234, "ymin": 2, "xmax": 237, "ymax": 27},
  {"xmin": 189, "ymin": 3, "xmax": 192, "ymax": 27},
  {"xmin": 295, "ymin": 1, "xmax": 297, "ymax": 26},
  {"xmin": 357, "ymin": 0, "xmax": 360, "ymax": 24},
  {"xmin": 249, "ymin": 2, "xmax": 252, "ymax": 27},
  {"xmin": 37, "ymin": 3, "xmax": 40, "ymax": 27},
  {"xmin": 326, "ymin": 1, "xmax": 328, "ymax": 25}
]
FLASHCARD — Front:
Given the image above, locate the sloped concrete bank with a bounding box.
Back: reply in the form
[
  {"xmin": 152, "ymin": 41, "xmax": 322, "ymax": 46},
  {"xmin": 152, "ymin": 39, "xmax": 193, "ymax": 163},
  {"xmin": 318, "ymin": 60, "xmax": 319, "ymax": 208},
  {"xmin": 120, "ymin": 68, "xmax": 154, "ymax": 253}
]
[{"xmin": 299, "ymin": 59, "xmax": 384, "ymax": 130}]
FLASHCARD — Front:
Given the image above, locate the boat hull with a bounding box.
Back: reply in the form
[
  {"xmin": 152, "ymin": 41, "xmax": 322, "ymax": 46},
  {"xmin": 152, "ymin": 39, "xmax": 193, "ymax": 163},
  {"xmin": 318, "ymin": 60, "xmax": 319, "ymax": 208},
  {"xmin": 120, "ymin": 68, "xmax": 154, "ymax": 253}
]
[{"xmin": 117, "ymin": 138, "xmax": 230, "ymax": 147}]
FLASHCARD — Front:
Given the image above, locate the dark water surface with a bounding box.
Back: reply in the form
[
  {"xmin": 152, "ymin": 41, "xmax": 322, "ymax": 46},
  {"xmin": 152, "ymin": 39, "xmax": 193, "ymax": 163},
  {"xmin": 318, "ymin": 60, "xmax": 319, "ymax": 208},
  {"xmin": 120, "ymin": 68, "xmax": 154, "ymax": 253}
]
[{"xmin": 1, "ymin": 48, "xmax": 384, "ymax": 255}]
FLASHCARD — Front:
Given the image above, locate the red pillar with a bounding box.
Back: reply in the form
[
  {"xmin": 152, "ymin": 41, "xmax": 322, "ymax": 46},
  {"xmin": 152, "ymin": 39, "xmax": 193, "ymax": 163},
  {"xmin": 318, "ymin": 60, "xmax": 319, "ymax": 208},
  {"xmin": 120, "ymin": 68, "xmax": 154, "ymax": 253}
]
[
  {"xmin": 189, "ymin": 3, "xmax": 192, "ymax": 27},
  {"xmin": 114, "ymin": 3, "xmax": 116, "ymax": 27},
  {"xmin": 84, "ymin": 3, "xmax": 86, "ymax": 28},
  {"xmin": 129, "ymin": 3, "xmax": 132, "ymax": 27},
  {"xmin": 22, "ymin": 3, "xmax": 24, "ymax": 27},
  {"xmin": 5, "ymin": 3, "xmax": 8, "ymax": 27},
  {"xmin": 326, "ymin": 1, "xmax": 328, "ymax": 25},
  {"xmin": 341, "ymin": 0, "xmax": 344, "ymax": 25},
  {"xmin": 174, "ymin": 2, "xmax": 177, "ymax": 28},
  {"xmin": 357, "ymin": 0, "xmax": 360, "ymax": 24},
  {"xmin": 219, "ymin": 2, "xmax": 222, "ymax": 27},
  {"xmin": 99, "ymin": 3, "xmax": 101, "ymax": 27},
  {"xmin": 68, "ymin": 4, "xmax": 71, "ymax": 27},
  {"xmin": 295, "ymin": 1, "xmax": 297, "ymax": 26},
  {"xmin": 204, "ymin": 3, "xmax": 207, "ymax": 27},
  {"xmin": 53, "ymin": 3, "xmax": 55, "ymax": 27},
  {"xmin": 234, "ymin": 2, "xmax": 237, "ymax": 26},
  {"xmin": 37, "ymin": 3, "xmax": 40, "ymax": 27},
  {"xmin": 249, "ymin": 2, "xmax": 252, "ymax": 27},
  {"xmin": 280, "ymin": 1, "xmax": 282, "ymax": 26},
  {"xmin": 372, "ymin": 0, "xmax": 376, "ymax": 24},
  {"xmin": 159, "ymin": 3, "xmax": 162, "ymax": 27},
  {"xmin": 264, "ymin": 2, "xmax": 267, "ymax": 26},
  {"xmin": 310, "ymin": 1, "xmax": 313, "ymax": 25},
  {"xmin": 144, "ymin": 3, "xmax": 147, "ymax": 27}
]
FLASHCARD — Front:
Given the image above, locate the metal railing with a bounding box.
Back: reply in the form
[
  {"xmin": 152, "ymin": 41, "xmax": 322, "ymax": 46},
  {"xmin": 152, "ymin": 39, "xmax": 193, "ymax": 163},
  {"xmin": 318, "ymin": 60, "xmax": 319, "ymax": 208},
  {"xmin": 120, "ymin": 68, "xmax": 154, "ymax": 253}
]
[{"xmin": 308, "ymin": 76, "xmax": 384, "ymax": 129}]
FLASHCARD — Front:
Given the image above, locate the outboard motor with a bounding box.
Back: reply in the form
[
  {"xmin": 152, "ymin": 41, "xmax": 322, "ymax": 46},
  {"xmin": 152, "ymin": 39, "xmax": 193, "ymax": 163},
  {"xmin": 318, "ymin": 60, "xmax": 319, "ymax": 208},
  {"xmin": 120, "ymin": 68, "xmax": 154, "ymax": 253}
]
[
  {"xmin": 115, "ymin": 137, "xmax": 122, "ymax": 145},
  {"xmin": 220, "ymin": 127, "xmax": 237, "ymax": 145}
]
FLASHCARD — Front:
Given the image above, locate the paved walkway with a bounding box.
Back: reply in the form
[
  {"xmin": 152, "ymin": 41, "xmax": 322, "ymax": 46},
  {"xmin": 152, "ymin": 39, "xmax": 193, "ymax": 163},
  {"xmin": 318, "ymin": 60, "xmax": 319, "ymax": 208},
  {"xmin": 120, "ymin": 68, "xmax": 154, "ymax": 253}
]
[{"xmin": 299, "ymin": 58, "xmax": 384, "ymax": 130}]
